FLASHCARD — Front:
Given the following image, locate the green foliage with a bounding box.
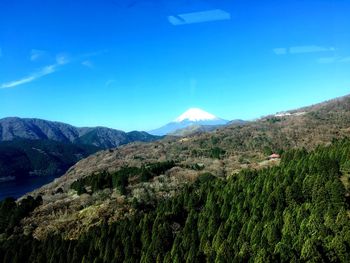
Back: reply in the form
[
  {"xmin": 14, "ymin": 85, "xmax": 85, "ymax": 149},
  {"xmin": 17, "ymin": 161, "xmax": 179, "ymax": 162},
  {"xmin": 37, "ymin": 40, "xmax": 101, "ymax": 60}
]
[
  {"xmin": 195, "ymin": 172, "xmax": 216, "ymax": 185},
  {"xmin": 70, "ymin": 161, "xmax": 176, "ymax": 195},
  {"xmin": 210, "ymin": 147, "xmax": 226, "ymax": 159},
  {"xmin": 266, "ymin": 117, "xmax": 281, "ymax": 124},
  {"xmin": 71, "ymin": 180, "xmax": 87, "ymax": 195},
  {"xmin": 141, "ymin": 160, "xmax": 175, "ymax": 182},
  {"xmin": 112, "ymin": 168, "xmax": 133, "ymax": 195},
  {"xmin": 2, "ymin": 140, "xmax": 350, "ymax": 262},
  {"xmin": 0, "ymin": 195, "xmax": 42, "ymax": 234}
]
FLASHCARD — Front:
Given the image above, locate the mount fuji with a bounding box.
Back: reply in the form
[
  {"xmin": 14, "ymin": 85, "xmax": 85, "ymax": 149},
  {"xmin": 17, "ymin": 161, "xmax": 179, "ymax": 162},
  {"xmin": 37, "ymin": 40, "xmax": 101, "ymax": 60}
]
[{"xmin": 149, "ymin": 108, "xmax": 230, "ymax": 136}]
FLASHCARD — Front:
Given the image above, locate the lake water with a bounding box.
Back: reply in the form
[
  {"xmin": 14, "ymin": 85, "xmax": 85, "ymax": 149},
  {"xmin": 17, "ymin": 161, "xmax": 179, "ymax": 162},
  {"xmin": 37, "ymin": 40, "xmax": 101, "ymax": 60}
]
[{"xmin": 0, "ymin": 175, "xmax": 58, "ymax": 200}]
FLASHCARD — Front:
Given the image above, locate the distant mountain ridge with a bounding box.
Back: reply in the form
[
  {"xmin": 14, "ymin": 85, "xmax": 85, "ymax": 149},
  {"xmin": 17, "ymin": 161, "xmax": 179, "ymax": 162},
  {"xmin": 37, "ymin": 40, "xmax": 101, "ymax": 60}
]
[
  {"xmin": 0, "ymin": 117, "xmax": 160, "ymax": 149},
  {"xmin": 149, "ymin": 108, "xmax": 230, "ymax": 136}
]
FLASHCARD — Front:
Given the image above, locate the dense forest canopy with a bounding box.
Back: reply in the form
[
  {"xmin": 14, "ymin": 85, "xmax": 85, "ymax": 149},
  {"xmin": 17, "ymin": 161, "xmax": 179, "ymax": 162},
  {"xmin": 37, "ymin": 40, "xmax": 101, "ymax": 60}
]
[{"xmin": 1, "ymin": 139, "xmax": 350, "ymax": 262}]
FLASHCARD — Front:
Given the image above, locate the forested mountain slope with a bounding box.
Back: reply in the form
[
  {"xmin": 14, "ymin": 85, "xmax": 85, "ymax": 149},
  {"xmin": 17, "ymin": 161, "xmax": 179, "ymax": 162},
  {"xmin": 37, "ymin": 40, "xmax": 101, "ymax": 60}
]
[
  {"xmin": 9, "ymin": 95, "xmax": 350, "ymax": 240},
  {"xmin": 1, "ymin": 95, "xmax": 350, "ymax": 262},
  {"xmin": 1, "ymin": 138, "xmax": 350, "ymax": 262}
]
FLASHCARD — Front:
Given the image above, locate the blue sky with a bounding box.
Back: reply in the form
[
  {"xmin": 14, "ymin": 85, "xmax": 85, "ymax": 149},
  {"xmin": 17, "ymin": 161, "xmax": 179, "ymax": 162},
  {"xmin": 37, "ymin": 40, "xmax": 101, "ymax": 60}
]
[{"xmin": 1, "ymin": 0, "xmax": 350, "ymax": 131}]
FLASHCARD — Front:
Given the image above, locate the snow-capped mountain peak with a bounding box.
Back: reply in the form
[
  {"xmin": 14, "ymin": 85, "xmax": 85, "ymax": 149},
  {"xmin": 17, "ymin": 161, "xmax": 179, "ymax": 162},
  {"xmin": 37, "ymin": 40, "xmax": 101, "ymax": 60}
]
[
  {"xmin": 148, "ymin": 108, "xmax": 229, "ymax": 136},
  {"xmin": 175, "ymin": 108, "xmax": 219, "ymax": 122}
]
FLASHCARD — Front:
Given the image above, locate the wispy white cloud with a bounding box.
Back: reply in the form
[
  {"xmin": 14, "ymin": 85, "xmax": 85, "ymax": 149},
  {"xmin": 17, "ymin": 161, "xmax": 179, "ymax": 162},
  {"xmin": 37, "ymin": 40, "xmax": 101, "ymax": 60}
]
[
  {"xmin": 290, "ymin": 45, "xmax": 334, "ymax": 54},
  {"xmin": 1, "ymin": 50, "xmax": 103, "ymax": 89},
  {"xmin": 82, "ymin": 60, "xmax": 94, "ymax": 68},
  {"xmin": 168, "ymin": 9, "xmax": 231, "ymax": 26},
  {"xmin": 317, "ymin": 56, "xmax": 350, "ymax": 64},
  {"xmin": 30, "ymin": 49, "xmax": 48, "ymax": 61},
  {"xmin": 273, "ymin": 45, "xmax": 350, "ymax": 64},
  {"xmin": 0, "ymin": 64, "xmax": 57, "ymax": 89},
  {"xmin": 274, "ymin": 45, "xmax": 335, "ymax": 55},
  {"xmin": 0, "ymin": 54, "xmax": 69, "ymax": 89},
  {"xmin": 317, "ymin": 57, "xmax": 338, "ymax": 64},
  {"xmin": 56, "ymin": 53, "xmax": 69, "ymax": 65}
]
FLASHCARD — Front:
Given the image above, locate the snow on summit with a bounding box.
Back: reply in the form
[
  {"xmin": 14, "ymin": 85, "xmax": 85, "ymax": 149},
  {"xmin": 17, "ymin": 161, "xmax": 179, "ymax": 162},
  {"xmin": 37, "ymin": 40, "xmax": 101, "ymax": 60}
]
[
  {"xmin": 175, "ymin": 108, "xmax": 219, "ymax": 122},
  {"xmin": 149, "ymin": 108, "xmax": 228, "ymax": 136}
]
